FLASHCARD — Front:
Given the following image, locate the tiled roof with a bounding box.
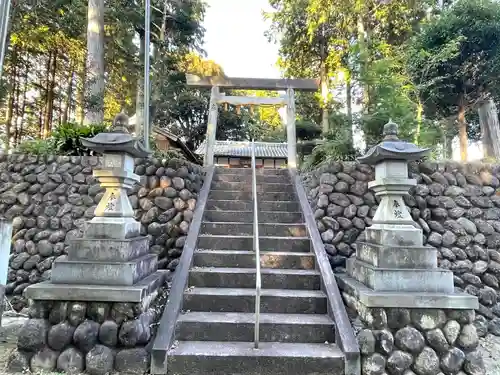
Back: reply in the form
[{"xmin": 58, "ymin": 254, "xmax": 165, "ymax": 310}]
[{"xmin": 195, "ymin": 140, "xmax": 288, "ymax": 158}]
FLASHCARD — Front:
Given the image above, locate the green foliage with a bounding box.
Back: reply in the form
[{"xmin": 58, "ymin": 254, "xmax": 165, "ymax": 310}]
[
  {"xmin": 296, "ymin": 120, "xmax": 322, "ymax": 140},
  {"xmin": 406, "ymin": 0, "xmax": 500, "ymax": 145},
  {"xmin": 51, "ymin": 122, "xmax": 108, "ymax": 155},
  {"xmin": 16, "ymin": 123, "xmax": 107, "ymax": 156},
  {"xmin": 300, "ymin": 129, "xmax": 358, "ymax": 171},
  {"xmin": 16, "ymin": 139, "xmax": 55, "ymax": 156}
]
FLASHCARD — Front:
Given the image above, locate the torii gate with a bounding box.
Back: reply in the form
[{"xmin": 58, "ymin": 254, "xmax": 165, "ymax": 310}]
[{"xmin": 186, "ymin": 74, "xmax": 319, "ymax": 169}]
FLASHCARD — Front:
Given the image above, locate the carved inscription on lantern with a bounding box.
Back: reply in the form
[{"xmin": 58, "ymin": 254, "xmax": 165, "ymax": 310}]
[{"xmin": 393, "ymin": 199, "xmax": 403, "ymax": 219}]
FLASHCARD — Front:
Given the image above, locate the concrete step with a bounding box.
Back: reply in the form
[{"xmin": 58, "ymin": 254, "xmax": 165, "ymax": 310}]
[
  {"xmin": 204, "ymin": 210, "xmax": 303, "ymax": 224},
  {"xmin": 213, "ymin": 174, "xmax": 290, "ymax": 184},
  {"xmin": 188, "ymin": 267, "xmax": 320, "ymax": 290},
  {"xmin": 166, "ymin": 341, "xmax": 344, "ymax": 375},
  {"xmin": 197, "ymin": 235, "xmax": 310, "ymax": 252},
  {"xmin": 201, "ymin": 222, "xmax": 307, "ymax": 237},
  {"xmin": 183, "ymin": 288, "xmax": 327, "ymax": 314},
  {"xmin": 206, "ymin": 200, "xmax": 300, "ymax": 212},
  {"xmin": 211, "ymin": 181, "xmax": 295, "ymax": 192},
  {"xmin": 209, "ymin": 190, "xmax": 296, "ymax": 201},
  {"xmin": 193, "ymin": 250, "xmax": 315, "ymax": 270},
  {"xmin": 176, "ymin": 312, "xmax": 335, "ymax": 343}
]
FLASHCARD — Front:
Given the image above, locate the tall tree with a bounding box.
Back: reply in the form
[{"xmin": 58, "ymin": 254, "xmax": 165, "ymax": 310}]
[
  {"xmin": 84, "ymin": 0, "xmax": 105, "ymax": 124},
  {"xmin": 406, "ymin": 0, "xmax": 500, "ymax": 161},
  {"xmin": 266, "ymin": 0, "xmax": 337, "ymax": 135}
]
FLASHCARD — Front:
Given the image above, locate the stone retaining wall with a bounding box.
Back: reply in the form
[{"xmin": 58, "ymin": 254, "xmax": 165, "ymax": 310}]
[
  {"xmin": 7, "ymin": 289, "xmax": 167, "ymax": 374},
  {"xmin": 302, "ymin": 161, "xmax": 500, "ymax": 337},
  {"xmin": 342, "ymin": 284, "xmax": 484, "ymax": 375},
  {"xmin": 0, "ymin": 154, "xmax": 203, "ymax": 310}
]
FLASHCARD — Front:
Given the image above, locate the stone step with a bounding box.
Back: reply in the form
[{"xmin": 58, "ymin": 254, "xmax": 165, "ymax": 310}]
[
  {"xmin": 213, "ymin": 174, "xmax": 290, "ymax": 184},
  {"xmin": 201, "ymin": 222, "xmax": 307, "ymax": 237},
  {"xmin": 204, "ymin": 210, "xmax": 303, "ymax": 224},
  {"xmin": 197, "ymin": 235, "xmax": 310, "ymax": 252},
  {"xmin": 193, "ymin": 250, "xmax": 315, "ymax": 270},
  {"xmin": 166, "ymin": 341, "xmax": 344, "ymax": 375},
  {"xmin": 188, "ymin": 267, "xmax": 320, "ymax": 290},
  {"xmin": 209, "ymin": 190, "xmax": 296, "ymax": 201},
  {"xmin": 215, "ymin": 168, "xmax": 289, "ymax": 176},
  {"xmin": 183, "ymin": 288, "xmax": 327, "ymax": 314},
  {"xmin": 211, "ymin": 181, "xmax": 295, "ymax": 192},
  {"xmin": 176, "ymin": 312, "xmax": 335, "ymax": 343},
  {"xmin": 206, "ymin": 200, "xmax": 300, "ymax": 212}
]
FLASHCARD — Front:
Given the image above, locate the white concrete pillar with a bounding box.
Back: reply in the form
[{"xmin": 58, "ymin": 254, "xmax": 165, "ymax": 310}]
[
  {"xmin": 286, "ymin": 88, "xmax": 297, "ymax": 169},
  {"xmin": 205, "ymin": 86, "xmax": 220, "ymax": 166},
  {"xmin": 0, "ymin": 219, "xmax": 12, "ymax": 324},
  {"xmin": 0, "ymin": 219, "xmax": 12, "ymax": 286}
]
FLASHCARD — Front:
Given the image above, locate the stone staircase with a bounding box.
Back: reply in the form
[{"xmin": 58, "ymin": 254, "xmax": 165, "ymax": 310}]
[{"xmin": 165, "ymin": 167, "xmax": 345, "ymax": 374}]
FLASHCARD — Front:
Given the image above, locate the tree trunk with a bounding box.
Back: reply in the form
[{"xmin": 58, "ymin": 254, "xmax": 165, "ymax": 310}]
[
  {"xmin": 415, "ymin": 99, "xmax": 423, "ymax": 145},
  {"xmin": 149, "ymin": 0, "xmax": 169, "ymax": 126},
  {"xmin": 62, "ymin": 65, "xmax": 74, "ymax": 125},
  {"xmin": 345, "ymin": 70, "xmax": 353, "ymax": 146},
  {"xmin": 17, "ymin": 65, "xmax": 28, "ymax": 146},
  {"xmin": 320, "ymin": 64, "xmax": 329, "ymax": 135},
  {"xmin": 4, "ymin": 47, "xmax": 18, "ymax": 151},
  {"xmin": 12, "ymin": 53, "xmax": 22, "ymax": 146},
  {"xmin": 43, "ymin": 51, "xmax": 57, "ymax": 139},
  {"xmin": 135, "ymin": 31, "xmax": 145, "ymax": 136},
  {"xmin": 478, "ymin": 98, "xmax": 500, "ymax": 159},
  {"xmin": 84, "ymin": 0, "xmax": 105, "ymax": 125},
  {"xmin": 38, "ymin": 104, "xmax": 44, "ymax": 138},
  {"xmin": 41, "ymin": 52, "xmax": 52, "ymax": 138},
  {"xmin": 458, "ymin": 93, "xmax": 468, "ymax": 162},
  {"xmin": 320, "ymin": 25, "xmax": 329, "ymax": 135},
  {"xmin": 5, "ymin": 87, "xmax": 14, "ymax": 151},
  {"xmin": 77, "ymin": 62, "xmax": 86, "ymax": 125},
  {"xmin": 357, "ymin": 13, "xmax": 369, "ymax": 112}
]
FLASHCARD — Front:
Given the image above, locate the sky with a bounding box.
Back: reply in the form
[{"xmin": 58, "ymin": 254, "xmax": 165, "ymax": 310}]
[{"xmin": 202, "ymin": 0, "xmax": 281, "ymax": 78}]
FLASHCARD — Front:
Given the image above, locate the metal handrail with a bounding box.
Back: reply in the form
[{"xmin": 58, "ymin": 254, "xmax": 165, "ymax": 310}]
[{"xmin": 251, "ymin": 139, "xmax": 261, "ymax": 349}]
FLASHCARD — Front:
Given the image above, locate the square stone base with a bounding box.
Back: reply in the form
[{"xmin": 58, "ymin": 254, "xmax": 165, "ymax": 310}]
[
  {"xmin": 51, "ymin": 254, "xmax": 158, "ymax": 286},
  {"xmin": 68, "ymin": 236, "xmax": 150, "ymax": 262},
  {"xmin": 85, "ymin": 217, "xmax": 141, "ymax": 239},
  {"xmin": 25, "ymin": 270, "xmax": 167, "ymax": 303},
  {"xmin": 365, "ymin": 225, "xmax": 423, "ymax": 247},
  {"xmin": 347, "ymin": 258, "xmax": 454, "ymax": 293},
  {"xmin": 356, "ymin": 241, "xmax": 437, "ymax": 269},
  {"xmin": 336, "ymin": 273, "xmax": 478, "ymax": 309}
]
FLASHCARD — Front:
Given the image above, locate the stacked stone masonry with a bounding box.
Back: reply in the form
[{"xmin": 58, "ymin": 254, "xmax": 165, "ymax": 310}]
[
  {"xmin": 0, "ymin": 154, "xmax": 203, "ymax": 311},
  {"xmin": 302, "ymin": 160, "xmax": 500, "ymax": 337},
  {"xmin": 7, "ymin": 290, "xmax": 167, "ymax": 374},
  {"xmin": 342, "ymin": 284, "xmax": 484, "ymax": 375}
]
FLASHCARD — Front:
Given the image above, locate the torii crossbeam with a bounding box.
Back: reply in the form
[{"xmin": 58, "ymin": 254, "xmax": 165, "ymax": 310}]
[{"xmin": 186, "ymin": 74, "xmax": 320, "ymax": 168}]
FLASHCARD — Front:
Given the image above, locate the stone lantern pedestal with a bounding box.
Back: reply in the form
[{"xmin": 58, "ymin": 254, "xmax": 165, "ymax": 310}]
[
  {"xmin": 337, "ymin": 121, "xmax": 477, "ymax": 307},
  {"xmin": 335, "ymin": 121, "xmax": 484, "ymax": 375},
  {"xmin": 9, "ymin": 117, "xmax": 170, "ymax": 374},
  {"xmin": 25, "ymin": 113, "xmax": 166, "ymax": 302}
]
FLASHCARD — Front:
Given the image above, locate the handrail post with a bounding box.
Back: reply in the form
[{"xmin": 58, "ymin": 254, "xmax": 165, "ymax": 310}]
[{"xmin": 251, "ymin": 139, "xmax": 261, "ymax": 350}]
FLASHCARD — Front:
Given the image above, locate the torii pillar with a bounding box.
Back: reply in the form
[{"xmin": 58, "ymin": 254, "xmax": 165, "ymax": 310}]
[
  {"xmin": 205, "ymin": 86, "xmax": 220, "ymax": 166},
  {"xmin": 286, "ymin": 87, "xmax": 297, "ymax": 169}
]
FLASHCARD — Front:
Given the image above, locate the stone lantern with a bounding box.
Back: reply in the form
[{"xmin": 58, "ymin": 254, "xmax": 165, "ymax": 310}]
[
  {"xmin": 26, "ymin": 113, "xmax": 165, "ymax": 301},
  {"xmin": 79, "ymin": 112, "xmax": 150, "ymax": 241},
  {"xmin": 358, "ymin": 120, "xmax": 430, "ymax": 249},
  {"xmin": 337, "ymin": 120, "xmax": 477, "ymax": 308}
]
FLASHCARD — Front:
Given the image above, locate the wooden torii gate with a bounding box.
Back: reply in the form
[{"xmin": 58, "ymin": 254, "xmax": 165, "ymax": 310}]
[{"xmin": 186, "ymin": 74, "xmax": 319, "ymax": 169}]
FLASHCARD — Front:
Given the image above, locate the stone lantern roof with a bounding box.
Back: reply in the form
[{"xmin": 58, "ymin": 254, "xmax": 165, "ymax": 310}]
[
  {"xmin": 81, "ymin": 113, "xmax": 150, "ymax": 158},
  {"xmin": 358, "ymin": 120, "xmax": 430, "ymax": 165}
]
